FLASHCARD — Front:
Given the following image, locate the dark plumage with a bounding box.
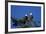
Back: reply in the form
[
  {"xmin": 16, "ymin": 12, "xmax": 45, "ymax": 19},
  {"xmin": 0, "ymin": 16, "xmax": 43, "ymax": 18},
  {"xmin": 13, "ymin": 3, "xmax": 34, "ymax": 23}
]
[
  {"xmin": 11, "ymin": 15, "xmax": 33, "ymax": 27},
  {"xmin": 17, "ymin": 16, "xmax": 28, "ymax": 24},
  {"xmin": 11, "ymin": 16, "xmax": 28, "ymax": 24}
]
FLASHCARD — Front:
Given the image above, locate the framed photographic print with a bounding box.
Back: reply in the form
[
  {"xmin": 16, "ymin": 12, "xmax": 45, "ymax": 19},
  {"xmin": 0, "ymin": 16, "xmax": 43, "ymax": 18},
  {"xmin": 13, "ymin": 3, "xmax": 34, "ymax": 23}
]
[{"xmin": 5, "ymin": 0, "xmax": 45, "ymax": 33}]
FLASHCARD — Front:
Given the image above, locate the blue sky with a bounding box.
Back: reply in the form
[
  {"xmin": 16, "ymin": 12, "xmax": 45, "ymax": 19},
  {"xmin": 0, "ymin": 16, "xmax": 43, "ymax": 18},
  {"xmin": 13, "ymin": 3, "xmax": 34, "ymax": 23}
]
[{"xmin": 11, "ymin": 5, "xmax": 41, "ymax": 21}]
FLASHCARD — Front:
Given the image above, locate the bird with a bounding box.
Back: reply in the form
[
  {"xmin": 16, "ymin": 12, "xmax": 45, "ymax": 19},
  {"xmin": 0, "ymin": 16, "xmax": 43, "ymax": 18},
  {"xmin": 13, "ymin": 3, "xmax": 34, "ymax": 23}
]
[{"xmin": 11, "ymin": 12, "xmax": 34, "ymax": 28}]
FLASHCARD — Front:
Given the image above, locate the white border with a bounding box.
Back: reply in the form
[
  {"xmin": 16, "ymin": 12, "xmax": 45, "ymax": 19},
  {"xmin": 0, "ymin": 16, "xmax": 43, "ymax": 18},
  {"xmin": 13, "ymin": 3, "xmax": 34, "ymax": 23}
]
[{"xmin": 8, "ymin": 2, "xmax": 43, "ymax": 32}]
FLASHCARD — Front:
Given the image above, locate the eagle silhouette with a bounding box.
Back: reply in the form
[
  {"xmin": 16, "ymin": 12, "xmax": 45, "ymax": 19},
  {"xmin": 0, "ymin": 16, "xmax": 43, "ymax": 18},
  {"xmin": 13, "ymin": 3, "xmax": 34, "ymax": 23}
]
[
  {"xmin": 11, "ymin": 15, "xmax": 33, "ymax": 24},
  {"xmin": 11, "ymin": 13, "xmax": 34, "ymax": 28}
]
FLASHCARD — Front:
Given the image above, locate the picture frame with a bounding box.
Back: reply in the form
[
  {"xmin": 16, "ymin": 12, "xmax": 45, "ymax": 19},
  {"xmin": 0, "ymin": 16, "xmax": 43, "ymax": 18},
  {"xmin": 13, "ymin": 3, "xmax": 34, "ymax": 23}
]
[{"xmin": 5, "ymin": 1, "xmax": 45, "ymax": 33}]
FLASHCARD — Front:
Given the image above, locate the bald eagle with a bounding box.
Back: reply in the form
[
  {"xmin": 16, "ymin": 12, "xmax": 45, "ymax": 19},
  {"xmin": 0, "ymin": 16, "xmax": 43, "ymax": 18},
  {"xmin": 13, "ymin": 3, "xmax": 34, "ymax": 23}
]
[{"xmin": 11, "ymin": 15, "xmax": 33, "ymax": 25}]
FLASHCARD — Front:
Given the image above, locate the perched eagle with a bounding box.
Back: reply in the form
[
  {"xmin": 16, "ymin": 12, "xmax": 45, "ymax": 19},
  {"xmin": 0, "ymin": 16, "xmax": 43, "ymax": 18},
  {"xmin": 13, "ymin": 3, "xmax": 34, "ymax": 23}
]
[
  {"xmin": 11, "ymin": 15, "xmax": 33, "ymax": 24},
  {"xmin": 11, "ymin": 16, "xmax": 28, "ymax": 24}
]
